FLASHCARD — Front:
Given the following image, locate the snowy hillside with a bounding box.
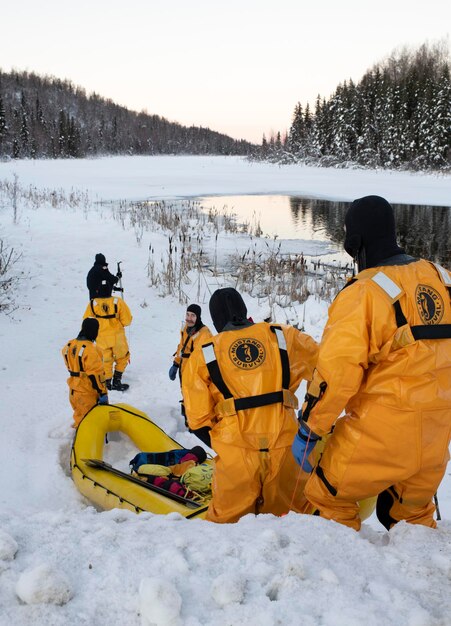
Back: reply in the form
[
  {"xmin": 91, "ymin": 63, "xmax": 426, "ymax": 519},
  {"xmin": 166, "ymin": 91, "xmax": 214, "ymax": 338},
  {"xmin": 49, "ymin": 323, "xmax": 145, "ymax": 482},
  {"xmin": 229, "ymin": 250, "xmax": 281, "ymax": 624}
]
[{"xmin": 0, "ymin": 156, "xmax": 450, "ymax": 626}]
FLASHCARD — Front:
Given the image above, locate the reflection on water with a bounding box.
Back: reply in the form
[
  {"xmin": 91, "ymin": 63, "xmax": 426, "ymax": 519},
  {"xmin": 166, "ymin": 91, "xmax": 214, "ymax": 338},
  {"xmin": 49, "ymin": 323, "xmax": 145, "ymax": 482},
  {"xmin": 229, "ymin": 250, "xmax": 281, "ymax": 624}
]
[
  {"xmin": 199, "ymin": 195, "xmax": 451, "ymax": 266},
  {"xmin": 291, "ymin": 197, "xmax": 451, "ymax": 266}
]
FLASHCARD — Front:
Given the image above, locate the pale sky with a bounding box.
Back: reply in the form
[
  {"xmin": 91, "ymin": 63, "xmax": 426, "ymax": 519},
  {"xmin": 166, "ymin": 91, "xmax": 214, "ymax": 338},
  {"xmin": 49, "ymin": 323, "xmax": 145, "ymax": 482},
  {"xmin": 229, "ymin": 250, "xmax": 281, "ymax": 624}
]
[{"xmin": 1, "ymin": 0, "xmax": 450, "ymax": 143}]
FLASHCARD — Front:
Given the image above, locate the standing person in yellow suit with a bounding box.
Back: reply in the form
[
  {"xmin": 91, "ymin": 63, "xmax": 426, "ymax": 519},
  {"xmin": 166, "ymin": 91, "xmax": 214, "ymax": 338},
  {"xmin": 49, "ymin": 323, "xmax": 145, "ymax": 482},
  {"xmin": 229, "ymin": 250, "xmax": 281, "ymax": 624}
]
[
  {"xmin": 62, "ymin": 318, "xmax": 108, "ymax": 427},
  {"xmin": 182, "ymin": 288, "xmax": 318, "ymax": 523},
  {"xmin": 169, "ymin": 304, "xmax": 212, "ymax": 382},
  {"xmin": 83, "ymin": 280, "xmax": 133, "ymax": 391},
  {"xmin": 293, "ymin": 195, "xmax": 451, "ymax": 531},
  {"xmin": 169, "ymin": 304, "xmax": 213, "ymax": 446}
]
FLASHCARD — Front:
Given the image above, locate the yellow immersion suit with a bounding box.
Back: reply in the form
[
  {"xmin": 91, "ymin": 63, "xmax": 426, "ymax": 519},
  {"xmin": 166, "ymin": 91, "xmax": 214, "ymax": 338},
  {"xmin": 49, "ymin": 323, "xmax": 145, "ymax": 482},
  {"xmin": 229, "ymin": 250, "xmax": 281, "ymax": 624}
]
[
  {"xmin": 182, "ymin": 322, "xmax": 318, "ymax": 523},
  {"xmin": 173, "ymin": 324, "xmax": 212, "ymax": 379},
  {"xmin": 62, "ymin": 338, "xmax": 107, "ymax": 426},
  {"xmin": 302, "ymin": 260, "xmax": 451, "ymax": 531},
  {"xmin": 83, "ymin": 297, "xmax": 132, "ymax": 379}
]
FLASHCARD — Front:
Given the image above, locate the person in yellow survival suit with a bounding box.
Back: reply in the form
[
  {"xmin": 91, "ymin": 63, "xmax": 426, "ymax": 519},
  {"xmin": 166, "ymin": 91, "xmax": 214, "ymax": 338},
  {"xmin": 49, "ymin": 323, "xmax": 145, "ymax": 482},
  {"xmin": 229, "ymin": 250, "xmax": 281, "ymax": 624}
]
[
  {"xmin": 62, "ymin": 317, "xmax": 108, "ymax": 427},
  {"xmin": 83, "ymin": 279, "xmax": 133, "ymax": 391},
  {"xmin": 182, "ymin": 287, "xmax": 318, "ymax": 523},
  {"xmin": 169, "ymin": 304, "xmax": 213, "ymax": 446},
  {"xmin": 292, "ymin": 195, "xmax": 451, "ymax": 531},
  {"xmin": 169, "ymin": 304, "xmax": 212, "ymax": 381}
]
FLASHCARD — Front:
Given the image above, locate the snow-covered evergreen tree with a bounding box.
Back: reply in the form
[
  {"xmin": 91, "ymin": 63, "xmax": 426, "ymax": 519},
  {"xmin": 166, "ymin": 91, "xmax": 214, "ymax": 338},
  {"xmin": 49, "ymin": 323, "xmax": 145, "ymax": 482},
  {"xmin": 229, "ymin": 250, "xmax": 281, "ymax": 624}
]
[{"xmin": 261, "ymin": 40, "xmax": 451, "ymax": 171}]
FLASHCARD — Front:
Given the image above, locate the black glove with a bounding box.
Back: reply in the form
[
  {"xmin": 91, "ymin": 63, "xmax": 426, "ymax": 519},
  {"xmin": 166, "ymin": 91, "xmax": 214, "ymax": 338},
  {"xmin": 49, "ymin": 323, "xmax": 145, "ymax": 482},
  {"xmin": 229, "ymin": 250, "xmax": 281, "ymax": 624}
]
[
  {"xmin": 169, "ymin": 364, "xmax": 179, "ymax": 380},
  {"xmin": 116, "ymin": 271, "xmax": 122, "ymax": 279}
]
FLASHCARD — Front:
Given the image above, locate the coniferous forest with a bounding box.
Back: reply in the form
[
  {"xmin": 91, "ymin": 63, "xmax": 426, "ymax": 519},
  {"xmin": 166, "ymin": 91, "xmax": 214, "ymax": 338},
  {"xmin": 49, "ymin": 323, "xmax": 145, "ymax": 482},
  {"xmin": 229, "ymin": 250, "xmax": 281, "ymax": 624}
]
[
  {"xmin": 0, "ymin": 71, "xmax": 253, "ymax": 159},
  {"xmin": 257, "ymin": 42, "xmax": 451, "ymax": 172}
]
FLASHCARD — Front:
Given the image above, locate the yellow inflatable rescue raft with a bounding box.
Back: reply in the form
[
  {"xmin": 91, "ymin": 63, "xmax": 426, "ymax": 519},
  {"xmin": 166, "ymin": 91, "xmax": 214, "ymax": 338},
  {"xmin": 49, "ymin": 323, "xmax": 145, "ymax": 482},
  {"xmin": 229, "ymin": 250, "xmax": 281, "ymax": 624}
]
[
  {"xmin": 70, "ymin": 403, "xmax": 210, "ymax": 519},
  {"xmin": 71, "ymin": 403, "xmax": 376, "ymax": 521}
]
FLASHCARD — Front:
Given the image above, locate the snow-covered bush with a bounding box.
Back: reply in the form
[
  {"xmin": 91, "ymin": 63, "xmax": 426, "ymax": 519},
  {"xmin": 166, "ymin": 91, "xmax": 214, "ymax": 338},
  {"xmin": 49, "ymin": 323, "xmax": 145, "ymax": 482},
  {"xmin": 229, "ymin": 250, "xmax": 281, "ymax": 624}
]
[{"xmin": 0, "ymin": 236, "xmax": 21, "ymax": 313}]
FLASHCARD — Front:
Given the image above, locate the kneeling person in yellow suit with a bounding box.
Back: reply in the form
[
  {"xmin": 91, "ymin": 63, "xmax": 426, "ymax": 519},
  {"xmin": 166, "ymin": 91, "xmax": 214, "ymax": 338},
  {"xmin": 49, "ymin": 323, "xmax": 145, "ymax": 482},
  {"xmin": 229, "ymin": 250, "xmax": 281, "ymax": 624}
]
[
  {"xmin": 83, "ymin": 280, "xmax": 133, "ymax": 391},
  {"xmin": 62, "ymin": 318, "xmax": 108, "ymax": 427},
  {"xmin": 182, "ymin": 288, "xmax": 318, "ymax": 523},
  {"xmin": 293, "ymin": 195, "xmax": 451, "ymax": 531}
]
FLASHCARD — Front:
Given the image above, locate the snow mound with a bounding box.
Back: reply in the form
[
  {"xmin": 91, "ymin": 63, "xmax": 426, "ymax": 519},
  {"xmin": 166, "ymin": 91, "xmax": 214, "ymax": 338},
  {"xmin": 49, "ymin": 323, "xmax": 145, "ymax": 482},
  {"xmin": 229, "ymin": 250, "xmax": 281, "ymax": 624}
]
[
  {"xmin": 139, "ymin": 576, "xmax": 182, "ymax": 625},
  {"xmin": 15, "ymin": 563, "xmax": 72, "ymax": 605},
  {"xmin": 211, "ymin": 572, "xmax": 246, "ymax": 606},
  {"xmin": 0, "ymin": 530, "xmax": 18, "ymax": 561}
]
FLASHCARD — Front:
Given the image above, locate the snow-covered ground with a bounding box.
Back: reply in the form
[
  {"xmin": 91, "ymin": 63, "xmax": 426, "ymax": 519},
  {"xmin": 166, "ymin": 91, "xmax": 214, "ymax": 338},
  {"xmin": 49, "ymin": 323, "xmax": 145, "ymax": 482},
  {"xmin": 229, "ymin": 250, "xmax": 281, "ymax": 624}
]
[{"xmin": 0, "ymin": 156, "xmax": 450, "ymax": 626}]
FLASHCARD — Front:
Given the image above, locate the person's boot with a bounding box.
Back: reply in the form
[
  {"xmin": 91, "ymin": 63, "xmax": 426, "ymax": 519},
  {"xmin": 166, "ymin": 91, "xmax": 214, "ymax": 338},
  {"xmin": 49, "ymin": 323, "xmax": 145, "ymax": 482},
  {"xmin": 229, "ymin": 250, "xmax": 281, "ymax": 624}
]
[
  {"xmin": 111, "ymin": 370, "xmax": 129, "ymax": 391},
  {"xmin": 105, "ymin": 379, "xmax": 112, "ymax": 391}
]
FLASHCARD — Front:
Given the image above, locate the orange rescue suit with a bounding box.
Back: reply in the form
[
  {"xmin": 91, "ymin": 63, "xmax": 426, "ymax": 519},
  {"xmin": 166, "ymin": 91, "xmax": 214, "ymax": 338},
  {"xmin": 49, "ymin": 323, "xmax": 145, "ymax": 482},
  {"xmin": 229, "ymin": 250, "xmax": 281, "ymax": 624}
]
[
  {"xmin": 303, "ymin": 260, "xmax": 451, "ymax": 531},
  {"xmin": 62, "ymin": 338, "xmax": 107, "ymax": 426},
  {"xmin": 83, "ymin": 297, "xmax": 132, "ymax": 379},
  {"xmin": 182, "ymin": 322, "xmax": 318, "ymax": 523},
  {"xmin": 173, "ymin": 324, "xmax": 212, "ymax": 378}
]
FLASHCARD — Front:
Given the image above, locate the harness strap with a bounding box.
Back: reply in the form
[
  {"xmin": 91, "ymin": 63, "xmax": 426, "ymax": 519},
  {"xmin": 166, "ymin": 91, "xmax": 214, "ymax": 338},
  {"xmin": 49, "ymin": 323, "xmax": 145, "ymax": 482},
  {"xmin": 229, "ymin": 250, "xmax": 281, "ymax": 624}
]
[
  {"xmin": 201, "ymin": 326, "xmax": 296, "ymax": 418},
  {"xmin": 179, "ymin": 332, "xmax": 192, "ymax": 354},
  {"xmin": 215, "ymin": 389, "xmax": 298, "ymax": 418},
  {"xmin": 78, "ymin": 345, "xmax": 86, "ymax": 372},
  {"xmin": 202, "ymin": 343, "xmax": 233, "ymax": 399},
  {"xmin": 88, "ymin": 374, "xmax": 103, "ymax": 394},
  {"xmin": 271, "ymin": 325, "xmax": 290, "ymax": 389},
  {"xmin": 65, "ymin": 342, "xmax": 86, "ymax": 376},
  {"xmin": 181, "ymin": 339, "xmax": 195, "ymax": 358},
  {"xmin": 393, "ymin": 300, "xmax": 408, "ymax": 326},
  {"xmin": 340, "ymin": 277, "xmax": 358, "ymax": 293},
  {"xmin": 372, "ymin": 271, "xmax": 451, "ymax": 341},
  {"xmin": 234, "ymin": 391, "xmax": 284, "ymax": 411},
  {"xmin": 410, "ymin": 324, "xmax": 451, "ymax": 340},
  {"xmin": 178, "ymin": 329, "xmax": 198, "ymax": 359},
  {"xmin": 90, "ymin": 298, "xmax": 119, "ymax": 319}
]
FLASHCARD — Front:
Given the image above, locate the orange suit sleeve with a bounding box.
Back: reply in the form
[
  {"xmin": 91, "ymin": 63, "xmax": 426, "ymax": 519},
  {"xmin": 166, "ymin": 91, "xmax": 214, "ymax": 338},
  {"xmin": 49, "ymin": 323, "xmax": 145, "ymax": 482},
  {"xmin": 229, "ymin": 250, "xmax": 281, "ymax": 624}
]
[
  {"xmin": 118, "ymin": 300, "xmax": 133, "ymax": 327},
  {"xmin": 304, "ymin": 281, "xmax": 375, "ymax": 437},
  {"xmin": 181, "ymin": 343, "xmax": 216, "ymax": 431},
  {"xmin": 282, "ymin": 325, "xmax": 319, "ymax": 391}
]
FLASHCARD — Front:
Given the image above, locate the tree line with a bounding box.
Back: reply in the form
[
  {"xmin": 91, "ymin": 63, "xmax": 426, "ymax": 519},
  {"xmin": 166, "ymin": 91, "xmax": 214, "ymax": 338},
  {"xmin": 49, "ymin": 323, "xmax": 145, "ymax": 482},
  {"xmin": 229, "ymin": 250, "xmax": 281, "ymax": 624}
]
[
  {"xmin": 256, "ymin": 42, "xmax": 451, "ymax": 172},
  {"xmin": 0, "ymin": 70, "xmax": 253, "ymax": 159}
]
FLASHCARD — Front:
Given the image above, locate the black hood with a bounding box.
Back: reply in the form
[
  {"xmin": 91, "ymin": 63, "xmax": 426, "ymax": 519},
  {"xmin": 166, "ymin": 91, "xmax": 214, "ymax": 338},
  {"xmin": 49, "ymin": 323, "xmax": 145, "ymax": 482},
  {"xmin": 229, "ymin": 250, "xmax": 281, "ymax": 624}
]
[
  {"xmin": 344, "ymin": 195, "xmax": 404, "ymax": 270},
  {"xmin": 95, "ymin": 253, "xmax": 107, "ymax": 266},
  {"xmin": 209, "ymin": 288, "xmax": 247, "ymax": 333},
  {"xmin": 78, "ymin": 317, "xmax": 99, "ymax": 341}
]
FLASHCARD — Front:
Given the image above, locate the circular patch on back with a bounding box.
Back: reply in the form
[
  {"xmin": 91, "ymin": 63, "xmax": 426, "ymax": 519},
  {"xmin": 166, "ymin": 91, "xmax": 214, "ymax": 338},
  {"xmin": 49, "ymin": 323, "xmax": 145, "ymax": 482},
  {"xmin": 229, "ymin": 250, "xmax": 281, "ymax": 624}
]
[
  {"xmin": 415, "ymin": 284, "xmax": 444, "ymax": 324},
  {"xmin": 229, "ymin": 338, "xmax": 266, "ymax": 370}
]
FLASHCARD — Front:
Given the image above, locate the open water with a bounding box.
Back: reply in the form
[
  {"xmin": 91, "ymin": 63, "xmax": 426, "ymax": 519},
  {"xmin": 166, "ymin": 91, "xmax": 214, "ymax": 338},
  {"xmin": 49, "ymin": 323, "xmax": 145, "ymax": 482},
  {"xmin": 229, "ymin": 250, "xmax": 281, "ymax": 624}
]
[{"xmin": 198, "ymin": 195, "xmax": 451, "ymax": 267}]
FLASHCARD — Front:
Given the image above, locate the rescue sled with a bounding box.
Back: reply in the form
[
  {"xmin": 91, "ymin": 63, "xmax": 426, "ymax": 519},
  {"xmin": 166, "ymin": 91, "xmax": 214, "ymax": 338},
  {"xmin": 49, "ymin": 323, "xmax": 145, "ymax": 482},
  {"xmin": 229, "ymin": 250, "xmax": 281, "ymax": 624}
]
[
  {"xmin": 70, "ymin": 403, "xmax": 376, "ymax": 521},
  {"xmin": 70, "ymin": 403, "xmax": 210, "ymax": 519}
]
